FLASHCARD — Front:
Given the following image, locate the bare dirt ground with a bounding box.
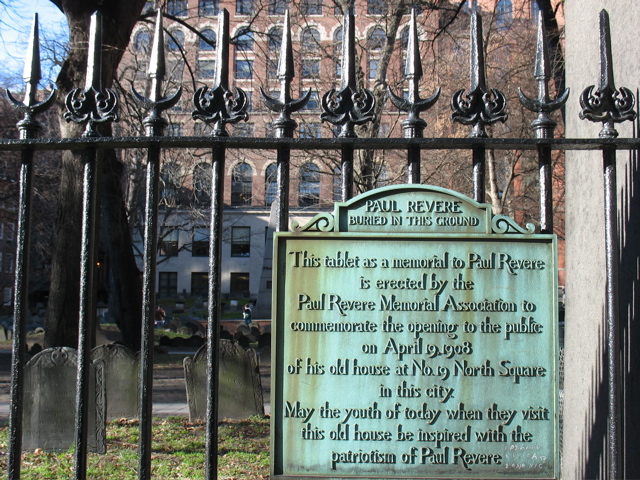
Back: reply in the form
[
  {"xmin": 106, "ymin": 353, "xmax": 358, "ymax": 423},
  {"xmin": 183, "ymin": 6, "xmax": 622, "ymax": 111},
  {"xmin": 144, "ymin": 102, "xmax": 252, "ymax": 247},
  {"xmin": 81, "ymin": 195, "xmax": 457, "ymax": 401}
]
[{"xmin": 0, "ymin": 320, "xmax": 271, "ymax": 421}]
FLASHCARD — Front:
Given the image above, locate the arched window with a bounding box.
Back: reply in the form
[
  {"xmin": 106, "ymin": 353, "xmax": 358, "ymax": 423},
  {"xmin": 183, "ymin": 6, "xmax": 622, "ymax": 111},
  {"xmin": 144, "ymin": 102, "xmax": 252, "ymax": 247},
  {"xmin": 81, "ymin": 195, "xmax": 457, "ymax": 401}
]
[
  {"xmin": 267, "ymin": 26, "xmax": 283, "ymax": 77},
  {"xmin": 199, "ymin": 29, "xmax": 216, "ymax": 51},
  {"xmin": 161, "ymin": 162, "xmax": 181, "ymax": 207},
  {"xmin": 496, "ymin": 0, "xmax": 513, "ymax": 29},
  {"xmin": 368, "ymin": 27, "xmax": 386, "ymax": 50},
  {"xmin": 400, "ymin": 26, "xmax": 409, "ymax": 50},
  {"xmin": 299, "ymin": 163, "xmax": 320, "ymax": 206},
  {"xmin": 134, "ymin": 29, "xmax": 151, "ymax": 53},
  {"xmin": 166, "ymin": 30, "xmax": 185, "ymax": 52},
  {"xmin": 265, "ymin": 163, "xmax": 278, "ymax": 206},
  {"xmin": 231, "ymin": 163, "xmax": 253, "ymax": 205},
  {"xmin": 193, "ymin": 163, "xmax": 211, "ymax": 206},
  {"xmin": 333, "ymin": 27, "xmax": 342, "ymax": 78},
  {"xmin": 301, "ymin": 27, "xmax": 321, "ymax": 53},
  {"xmin": 235, "ymin": 28, "xmax": 254, "ymax": 51}
]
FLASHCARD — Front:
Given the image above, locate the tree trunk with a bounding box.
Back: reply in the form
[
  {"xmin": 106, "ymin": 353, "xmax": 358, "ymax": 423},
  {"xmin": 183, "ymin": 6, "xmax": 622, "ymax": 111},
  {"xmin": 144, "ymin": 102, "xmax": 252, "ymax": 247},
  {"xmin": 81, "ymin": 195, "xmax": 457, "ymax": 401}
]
[{"xmin": 45, "ymin": 0, "xmax": 146, "ymax": 349}]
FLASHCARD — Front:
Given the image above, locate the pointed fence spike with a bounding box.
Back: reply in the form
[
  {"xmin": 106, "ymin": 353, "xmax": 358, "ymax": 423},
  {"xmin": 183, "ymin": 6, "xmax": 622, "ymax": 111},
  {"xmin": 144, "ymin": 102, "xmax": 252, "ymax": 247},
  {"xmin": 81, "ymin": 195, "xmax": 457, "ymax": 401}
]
[
  {"xmin": 23, "ymin": 14, "xmax": 41, "ymax": 107},
  {"xmin": 148, "ymin": 9, "xmax": 166, "ymax": 81},
  {"xmin": 277, "ymin": 10, "xmax": 294, "ymax": 85},
  {"xmin": 85, "ymin": 11, "xmax": 103, "ymax": 91},
  {"xmin": 470, "ymin": 11, "xmax": 486, "ymax": 94},
  {"xmin": 405, "ymin": 9, "xmax": 422, "ymax": 83},
  {"xmin": 533, "ymin": 13, "xmax": 550, "ymax": 83},
  {"xmin": 599, "ymin": 9, "xmax": 616, "ymax": 93},
  {"xmin": 215, "ymin": 8, "xmax": 230, "ymax": 90}
]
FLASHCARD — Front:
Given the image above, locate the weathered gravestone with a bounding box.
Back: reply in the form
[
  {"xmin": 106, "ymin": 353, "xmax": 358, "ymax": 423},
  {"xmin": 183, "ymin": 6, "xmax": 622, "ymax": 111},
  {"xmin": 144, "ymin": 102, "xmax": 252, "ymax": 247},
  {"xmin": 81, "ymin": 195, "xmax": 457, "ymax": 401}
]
[
  {"xmin": 91, "ymin": 344, "xmax": 139, "ymax": 420},
  {"xmin": 23, "ymin": 347, "xmax": 106, "ymax": 453},
  {"xmin": 272, "ymin": 185, "xmax": 559, "ymax": 479},
  {"xmin": 184, "ymin": 340, "xmax": 264, "ymax": 421}
]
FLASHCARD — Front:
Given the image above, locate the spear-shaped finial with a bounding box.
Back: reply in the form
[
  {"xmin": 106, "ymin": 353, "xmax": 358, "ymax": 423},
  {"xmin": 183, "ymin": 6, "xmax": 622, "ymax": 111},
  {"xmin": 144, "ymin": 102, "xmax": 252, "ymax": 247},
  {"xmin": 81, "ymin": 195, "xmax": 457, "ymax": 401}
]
[
  {"xmin": 192, "ymin": 8, "xmax": 248, "ymax": 136},
  {"xmin": 518, "ymin": 13, "xmax": 569, "ymax": 138},
  {"xmin": 321, "ymin": 9, "xmax": 376, "ymax": 137},
  {"xmin": 132, "ymin": 10, "xmax": 182, "ymax": 136},
  {"xmin": 64, "ymin": 11, "xmax": 118, "ymax": 137},
  {"xmin": 5, "ymin": 13, "xmax": 56, "ymax": 139},
  {"xmin": 260, "ymin": 10, "xmax": 310, "ymax": 138},
  {"xmin": 387, "ymin": 9, "xmax": 440, "ymax": 138},
  {"xmin": 451, "ymin": 11, "xmax": 507, "ymax": 138},
  {"xmin": 580, "ymin": 9, "xmax": 635, "ymax": 138}
]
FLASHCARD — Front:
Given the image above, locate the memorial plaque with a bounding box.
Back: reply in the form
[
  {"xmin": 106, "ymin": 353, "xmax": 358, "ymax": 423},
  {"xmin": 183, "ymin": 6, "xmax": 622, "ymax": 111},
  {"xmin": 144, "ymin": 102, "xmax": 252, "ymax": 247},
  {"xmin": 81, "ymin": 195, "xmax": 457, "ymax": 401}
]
[
  {"xmin": 272, "ymin": 185, "xmax": 558, "ymax": 479},
  {"xmin": 23, "ymin": 347, "xmax": 106, "ymax": 453},
  {"xmin": 184, "ymin": 340, "xmax": 265, "ymax": 421},
  {"xmin": 92, "ymin": 344, "xmax": 139, "ymax": 420}
]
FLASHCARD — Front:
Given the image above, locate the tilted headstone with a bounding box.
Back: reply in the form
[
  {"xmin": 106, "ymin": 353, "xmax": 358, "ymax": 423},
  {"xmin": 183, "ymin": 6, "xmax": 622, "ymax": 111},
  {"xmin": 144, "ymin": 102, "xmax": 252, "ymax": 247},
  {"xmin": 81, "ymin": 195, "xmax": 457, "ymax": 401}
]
[
  {"xmin": 184, "ymin": 340, "xmax": 264, "ymax": 421},
  {"xmin": 91, "ymin": 344, "xmax": 139, "ymax": 420},
  {"xmin": 22, "ymin": 347, "xmax": 106, "ymax": 453}
]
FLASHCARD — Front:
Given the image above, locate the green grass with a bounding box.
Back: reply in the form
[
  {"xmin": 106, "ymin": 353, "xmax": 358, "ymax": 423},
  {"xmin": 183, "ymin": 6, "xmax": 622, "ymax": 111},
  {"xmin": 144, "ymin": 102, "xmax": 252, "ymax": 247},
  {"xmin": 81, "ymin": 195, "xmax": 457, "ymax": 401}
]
[{"xmin": 0, "ymin": 416, "xmax": 270, "ymax": 479}]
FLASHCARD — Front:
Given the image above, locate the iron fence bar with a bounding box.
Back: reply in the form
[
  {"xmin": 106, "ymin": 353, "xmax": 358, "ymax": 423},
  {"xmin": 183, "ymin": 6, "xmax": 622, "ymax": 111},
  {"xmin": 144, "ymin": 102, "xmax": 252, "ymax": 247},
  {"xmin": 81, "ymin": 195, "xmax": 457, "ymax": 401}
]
[
  {"xmin": 73, "ymin": 145, "xmax": 101, "ymax": 480},
  {"xmin": 602, "ymin": 144, "xmax": 621, "ymax": 479},
  {"xmin": 2, "ymin": 136, "xmax": 640, "ymax": 152},
  {"xmin": 578, "ymin": 11, "xmax": 636, "ymax": 478},
  {"xmin": 537, "ymin": 144, "xmax": 554, "ymax": 234},
  {"xmin": 132, "ymin": 10, "xmax": 182, "ymax": 478},
  {"xmin": 260, "ymin": 10, "xmax": 309, "ymax": 231},
  {"xmin": 471, "ymin": 145, "xmax": 485, "ymax": 203},
  {"xmin": 5, "ymin": 13, "xmax": 55, "ymax": 478}
]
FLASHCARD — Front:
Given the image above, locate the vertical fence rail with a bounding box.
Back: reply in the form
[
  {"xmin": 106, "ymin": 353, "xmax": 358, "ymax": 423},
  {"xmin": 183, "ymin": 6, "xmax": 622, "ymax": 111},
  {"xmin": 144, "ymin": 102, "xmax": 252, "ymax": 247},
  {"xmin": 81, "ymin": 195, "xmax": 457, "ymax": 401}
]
[
  {"xmin": 62, "ymin": 12, "xmax": 118, "ymax": 479},
  {"xmin": 578, "ymin": 11, "xmax": 637, "ymax": 479},
  {"xmin": 260, "ymin": 10, "xmax": 309, "ymax": 231},
  {"xmin": 132, "ymin": 9, "xmax": 182, "ymax": 479},
  {"xmin": 5, "ymin": 14, "xmax": 55, "ymax": 479}
]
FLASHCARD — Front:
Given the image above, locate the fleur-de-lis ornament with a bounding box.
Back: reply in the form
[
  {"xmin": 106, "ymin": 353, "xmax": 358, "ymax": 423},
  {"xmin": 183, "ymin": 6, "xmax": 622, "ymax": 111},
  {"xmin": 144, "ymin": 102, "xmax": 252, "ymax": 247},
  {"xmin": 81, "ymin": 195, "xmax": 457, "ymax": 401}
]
[
  {"xmin": 321, "ymin": 9, "xmax": 376, "ymax": 137},
  {"xmin": 260, "ymin": 10, "xmax": 310, "ymax": 138},
  {"xmin": 451, "ymin": 11, "xmax": 507, "ymax": 137},
  {"xmin": 132, "ymin": 10, "xmax": 182, "ymax": 136},
  {"xmin": 579, "ymin": 10, "xmax": 635, "ymax": 138},
  {"xmin": 518, "ymin": 13, "xmax": 569, "ymax": 138},
  {"xmin": 387, "ymin": 9, "xmax": 439, "ymax": 138},
  {"xmin": 5, "ymin": 14, "xmax": 56, "ymax": 139},
  {"xmin": 64, "ymin": 11, "xmax": 118, "ymax": 137},
  {"xmin": 192, "ymin": 9, "xmax": 248, "ymax": 136}
]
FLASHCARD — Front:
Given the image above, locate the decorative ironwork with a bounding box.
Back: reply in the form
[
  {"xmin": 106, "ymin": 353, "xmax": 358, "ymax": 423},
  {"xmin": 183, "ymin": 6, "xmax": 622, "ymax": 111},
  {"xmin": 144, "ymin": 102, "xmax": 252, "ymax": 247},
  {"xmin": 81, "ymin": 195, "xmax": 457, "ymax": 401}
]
[
  {"xmin": 451, "ymin": 11, "xmax": 507, "ymax": 138},
  {"xmin": 5, "ymin": 14, "xmax": 56, "ymax": 139},
  {"xmin": 64, "ymin": 12, "xmax": 118, "ymax": 137},
  {"xmin": 387, "ymin": 9, "xmax": 439, "ymax": 139},
  {"xmin": 321, "ymin": 9, "xmax": 376, "ymax": 137},
  {"xmin": 518, "ymin": 14, "xmax": 569, "ymax": 139},
  {"xmin": 260, "ymin": 10, "xmax": 310, "ymax": 138},
  {"xmin": 579, "ymin": 9, "xmax": 636, "ymax": 138},
  {"xmin": 132, "ymin": 10, "xmax": 182, "ymax": 136},
  {"xmin": 192, "ymin": 8, "xmax": 248, "ymax": 136}
]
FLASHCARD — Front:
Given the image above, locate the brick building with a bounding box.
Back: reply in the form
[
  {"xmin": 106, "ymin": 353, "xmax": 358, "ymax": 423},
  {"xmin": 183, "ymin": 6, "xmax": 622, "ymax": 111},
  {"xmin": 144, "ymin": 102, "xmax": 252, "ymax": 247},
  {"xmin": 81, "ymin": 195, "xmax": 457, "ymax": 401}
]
[{"xmin": 120, "ymin": 0, "xmax": 563, "ymax": 299}]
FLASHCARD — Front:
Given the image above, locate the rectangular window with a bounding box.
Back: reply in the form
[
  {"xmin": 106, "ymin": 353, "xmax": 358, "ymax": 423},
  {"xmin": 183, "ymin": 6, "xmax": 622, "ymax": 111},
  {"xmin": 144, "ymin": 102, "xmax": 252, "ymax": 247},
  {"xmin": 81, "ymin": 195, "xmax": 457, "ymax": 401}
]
[
  {"xmin": 192, "ymin": 227, "xmax": 209, "ymax": 257},
  {"xmin": 367, "ymin": 0, "xmax": 386, "ymax": 15},
  {"xmin": 5, "ymin": 253, "xmax": 13, "ymax": 273},
  {"xmin": 236, "ymin": 59, "xmax": 253, "ymax": 79},
  {"xmin": 167, "ymin": 123, "xmax": 182, "ymax": 137},
  {"xmin": 302, "ymin": 91, "xmax": 319, "ymax": 110},
  {"xmin": 231, "ymin": 226, "xmax": 251, "ymax": 257},
  {"xmin": 159, "ymin": 272, "xmax": 178, "ymax": 297},
  {"xmin": 3, "ymin": 287, "xmax": 12, "ymax": 306},
  {"xmin": 300, "ymin": 123, "xmax": 322, "ymax": 138},
  {"xmin": 198, "ymin": 59, "xmax": 216, "ymax": 78},
  {"xmin": 200, "ymin": 0, "xmax": 219, "ymax": 16},
  {"xmin": 368, "ymin": 59, "xmax": 379, "ymax": 79},
  {"xmin": 6, "ymin": 223, "xmax": 14, "ymax": 242},
  {"xmin": 301, "ymin": 59, "xmax": 320, "ymax": 79},
  {"xmin": 302, "ymin": 0, "xmax": 322, "ymax": 15},
  {"xmin": 236, "ymin": 0, "xmax": 254, "ymax": 15},
  {"xmin": 159, "ymin": 227, "xmax": 179, "ymax": 256},
  {"xmin": 269, "ymin": 0, "xmax": 287, "ymax": 15},
  {"xmin": 191, "ymin": 272, "xmax": 209, "ymax": 297},
  {"xmin": 167, "ymin": 0, "xmax": 188, "ymax": 16},
  {"xmin": 230, "ymin": 272, "xmax": 250, "ymax": 297},
  {"xmin": 235, "ymin": 123, "xmax": 254, "ymax": 137}
]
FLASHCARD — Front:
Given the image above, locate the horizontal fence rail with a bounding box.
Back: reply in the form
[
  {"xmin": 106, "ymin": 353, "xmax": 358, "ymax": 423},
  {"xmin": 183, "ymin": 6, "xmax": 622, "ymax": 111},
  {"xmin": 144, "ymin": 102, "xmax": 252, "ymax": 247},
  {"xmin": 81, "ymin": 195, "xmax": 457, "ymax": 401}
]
[{"xmin": 2, "ymin": 6, "xmax": 636, "ymax": 480}]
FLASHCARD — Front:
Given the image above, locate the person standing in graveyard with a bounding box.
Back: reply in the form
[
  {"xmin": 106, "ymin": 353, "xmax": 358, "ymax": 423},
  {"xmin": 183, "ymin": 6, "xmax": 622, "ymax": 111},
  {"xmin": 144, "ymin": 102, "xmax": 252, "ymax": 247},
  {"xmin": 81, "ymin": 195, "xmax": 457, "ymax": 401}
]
[
  {"xmin": 155, "ymin": 305, "xmax": 166, "ymax": 328},
  {"xmin": 243, "ymin": 303, "xmax": 252, "ymax": 326}
]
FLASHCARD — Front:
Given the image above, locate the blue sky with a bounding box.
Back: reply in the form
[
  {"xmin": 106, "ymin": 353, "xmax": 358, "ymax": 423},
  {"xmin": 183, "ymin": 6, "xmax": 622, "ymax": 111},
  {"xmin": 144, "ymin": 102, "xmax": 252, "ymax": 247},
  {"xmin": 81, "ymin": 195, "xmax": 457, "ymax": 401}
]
[{"xmin": 0, "ymin": 0, "xmax": 67, "ymax": 90}]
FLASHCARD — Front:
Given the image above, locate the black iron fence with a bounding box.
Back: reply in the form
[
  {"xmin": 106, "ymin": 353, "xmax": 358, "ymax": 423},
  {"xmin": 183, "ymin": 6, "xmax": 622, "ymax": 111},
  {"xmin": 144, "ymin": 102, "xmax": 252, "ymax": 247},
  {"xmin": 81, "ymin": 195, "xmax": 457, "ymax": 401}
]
[{"xmin": 0, "ymin": 6, "xmax": 636, "ymax": 480}]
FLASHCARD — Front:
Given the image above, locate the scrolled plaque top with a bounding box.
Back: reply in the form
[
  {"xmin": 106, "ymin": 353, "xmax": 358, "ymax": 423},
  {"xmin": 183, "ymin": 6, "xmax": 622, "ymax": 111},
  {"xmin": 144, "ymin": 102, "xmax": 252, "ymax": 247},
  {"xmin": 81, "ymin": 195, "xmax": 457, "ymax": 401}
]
[{"xmin": 292, "ymin": 185, "xmax": 534, "ymax": 235}]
